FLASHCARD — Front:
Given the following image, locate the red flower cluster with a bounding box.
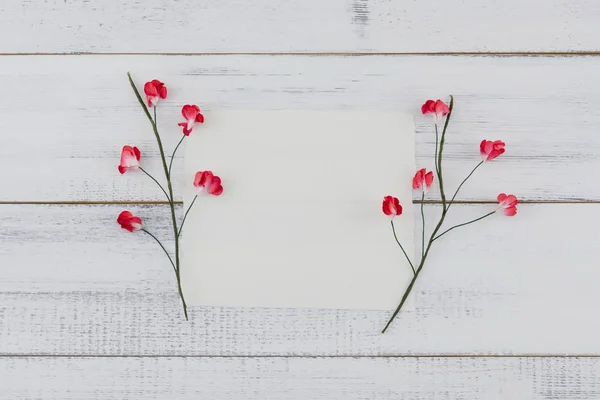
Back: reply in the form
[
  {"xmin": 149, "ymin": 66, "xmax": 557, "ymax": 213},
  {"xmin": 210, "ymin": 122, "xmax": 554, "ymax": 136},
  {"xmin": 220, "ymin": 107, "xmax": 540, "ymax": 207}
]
[
  {"xmin": 421, "ymin": 99, "xmax": 449, "ymax": 121},
  {"xmin": 382, "ymin": 195, "xmax": 402, "ymax": 217},
  {"xmin": 194, "ymin": 171, "xmax": 223, "ymax": 196},
  {"xmin": 117, "ymin": 75, "xmax": 223, "ymax": 320},
  {"xmin": 144, "ymin": 80, "xmax": 167, "ymax": 107},
  {"xmin": 412, "ymin": 168, "xmax": 434, "ymax": 192},
  {"xmin": 178, "ymin": 105, "xmax": 205, "ymax": 136},
  {"xmin": 117, "ymin": 211, "xmax": 142, "ymax": 232},
  {"xmin": 497, "ymin": 193, "xmax": 518, "ymax": 216},
  {"xmin": 480, "ymin": 140, "xmax": 505, "ymax": 161},
  {"xmin": 381, "ymin": 97, "xmax": 518, "ymax": 333},
  {"xmin": 118, "ymin": 145, "xmax": 141, "ymax": 174}
]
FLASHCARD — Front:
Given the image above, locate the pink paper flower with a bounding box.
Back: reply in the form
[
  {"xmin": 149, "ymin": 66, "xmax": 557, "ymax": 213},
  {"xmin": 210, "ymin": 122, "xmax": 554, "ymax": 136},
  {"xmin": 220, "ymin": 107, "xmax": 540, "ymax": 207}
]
[
  {"xmin": 480, "ymin": 140, "xmax": 506, "ymax": 161},
  {"xmin": 143, "ymin": 80, "xmax": 167, "ymax": 107},
  {"xmin": 194, "ymin": 171, "xmax": 223, "ymax": 196},
  {"xmin": 117, "ymin": 211, "xmax": 143, "ymax": 232},
  {"xmin": 382, "ymin": 195, "xmax": 402, "ymax": 217},
  {"xmin": 421, "ymin": 99, "xmax": 450, "ymax": 121},
  {"xmin": 118, "ymin": 145, "xmax": 141, "ymax": 174},
  {"xmin": 178, "ymin": 105, "xmax": 205, "ymax": 136},
  {"xmin": 497, "ymin": 193, "xmax": 518, "ymax": 216},
  {"xmin": 412, "ymin": 168, "xmax": 434, "ymax": 192}
]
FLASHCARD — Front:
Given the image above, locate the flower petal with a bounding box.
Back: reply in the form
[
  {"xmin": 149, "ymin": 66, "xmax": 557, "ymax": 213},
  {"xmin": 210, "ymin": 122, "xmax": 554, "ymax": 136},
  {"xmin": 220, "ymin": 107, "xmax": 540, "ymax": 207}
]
[
  {"xmin": 504, "ymin": 206, "xmax": 517, "ymax": 216},
  {"xmin": 425, "ymin": 171, "xmax": 434, "ymax": 187}
]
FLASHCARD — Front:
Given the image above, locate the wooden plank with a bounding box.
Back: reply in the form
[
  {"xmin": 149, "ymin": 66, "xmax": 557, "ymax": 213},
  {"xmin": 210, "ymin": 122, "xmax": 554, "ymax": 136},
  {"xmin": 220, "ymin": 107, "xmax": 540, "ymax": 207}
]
[
  {"xmin": 0, "ymin": 203, "xmax": 598, "ymax": 355},
  {"xmin": 1, "ymin": 356, "xmax": 599, "ymax": 399},
  {"xmin": 1, "ymin": 55, "xmax": 599, "ymax": 202},
  {"xmin": 2, "ymin": 0, "xmax": 600, "ymax": 53}
]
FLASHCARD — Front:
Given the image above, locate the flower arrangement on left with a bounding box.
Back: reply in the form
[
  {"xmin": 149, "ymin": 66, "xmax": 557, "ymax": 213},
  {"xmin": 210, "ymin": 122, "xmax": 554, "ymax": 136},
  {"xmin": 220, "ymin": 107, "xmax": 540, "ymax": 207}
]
[{"xmin": 117, "ymin": 73, "xmax": 223, "ymax": 320}]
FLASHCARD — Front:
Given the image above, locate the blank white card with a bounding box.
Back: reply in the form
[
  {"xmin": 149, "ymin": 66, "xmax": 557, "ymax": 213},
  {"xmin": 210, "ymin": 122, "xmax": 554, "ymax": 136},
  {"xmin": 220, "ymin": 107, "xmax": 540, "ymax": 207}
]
[{"xmin": 181, "ymin": 111, "xmax": 415, "ymax": 310}]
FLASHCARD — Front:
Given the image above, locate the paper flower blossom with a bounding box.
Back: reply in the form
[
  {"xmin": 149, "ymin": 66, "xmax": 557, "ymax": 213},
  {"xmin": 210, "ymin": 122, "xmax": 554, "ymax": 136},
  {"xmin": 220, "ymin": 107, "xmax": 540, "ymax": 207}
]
[
  {"xmin": 421, "ymin": 99, "xmax": 450, "ymax": 121},
  {"xmin": 382, "ymin": 195, "xmax": 402, "ymax": 217},
  {"xmin": 194, "ymin": 171, "xmax": 224, "ymax": 196},
  {"xmin": 143, "ymin": 80, "xmax": 167, "ymax": 107},
  {"xmin": 412, "ymin": 168, "xmax": 434, "ymax": 192},
  {"xmin": 178, "ymin": 104, "xmax": 205, "ymax": 136},
  {"xmin": 480, "ymin": 140, "xmax": 506, "ymax": 161},
  {"xmin": 381, "ymin": 95, "xmax": 517, "ymax": 334},
  {"xmin": 117, "ymin": 211, "xmax": 142, "ymax": 232},
  {"xmin": 118, "ymin": 145, "xmax": 141, "ymax": 174},
  {"xmin": 497, "ymin": 193, "xmax": 518, "ymax": 216}
]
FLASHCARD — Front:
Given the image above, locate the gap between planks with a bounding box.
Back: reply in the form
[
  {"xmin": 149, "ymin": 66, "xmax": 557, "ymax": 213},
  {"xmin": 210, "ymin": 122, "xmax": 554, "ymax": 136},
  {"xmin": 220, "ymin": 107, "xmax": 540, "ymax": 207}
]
[
  {"xmin": 1, "ymin": 354, "xmax": 599, "ymax": 359},
  {"xmin": 0, "ymin": 200, "xmax": 599, "ymax": 205},
  {"xmin": 2, "ymin": 52, "xmax": 600, "ymax": 57}
]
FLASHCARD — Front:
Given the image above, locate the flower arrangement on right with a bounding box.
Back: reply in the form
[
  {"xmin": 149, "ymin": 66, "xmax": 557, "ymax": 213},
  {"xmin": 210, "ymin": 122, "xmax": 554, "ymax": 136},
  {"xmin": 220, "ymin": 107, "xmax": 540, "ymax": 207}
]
[{"xmin": 381, "ymin": 95, "xmax": 517, "ymax": 333}]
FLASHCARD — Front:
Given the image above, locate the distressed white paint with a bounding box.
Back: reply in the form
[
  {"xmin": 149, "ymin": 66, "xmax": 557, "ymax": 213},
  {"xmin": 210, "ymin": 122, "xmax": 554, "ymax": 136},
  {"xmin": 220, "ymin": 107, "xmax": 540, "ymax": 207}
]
[
  {"xmin": 2, "ymin": 0, "xmax": 599, "ymax": 394},
  {"xmin": 1, "ymin": 356, "xmax": 598, "ymax": 399},
  {"xmin": 2, "ymin": 0, "xmax": 600, "ymax": 53},
  {"xmin": 1, "ymin": 55, "xmax": 600, "ymax": 202},
  {"xmin": 1, "ymin": 203, "xmax": 598, "ymax": 356}
]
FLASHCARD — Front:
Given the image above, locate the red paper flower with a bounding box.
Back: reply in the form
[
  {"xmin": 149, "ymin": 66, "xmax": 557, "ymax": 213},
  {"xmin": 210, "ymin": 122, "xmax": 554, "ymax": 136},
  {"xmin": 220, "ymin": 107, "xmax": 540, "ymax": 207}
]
[
  {"xmin": 144, "ymin": 80, "xmax": 167, "ymax": 107},
  {"xmin": 178, "ymin": 105, "xmax": 204, "ymax": 136},
  {"xmin": 117, "ymin": 211, "xmax": 143, "ymax": 232},
  {"xmin": 497, "ymin": 193, "xmax": 518, "ymax": 216},
  {"xmin": 421, "ymin": 99, "xmax": 450, "ymax": 121},
  {"xmin": 118, "ymin": 145, "xmax": 141, "ymax": 174},
  {"xmin": 412, "ymin": 168, "xmax": 434, "ymax": 192},
  {"xmin": 194, "ymin": 171, "xmax": 223, "ymax": 196},
  {"xmin": 382, "ymin": 195, "xmax": 402, "ymax": 217},
  {"xmin": 480, "ymin": 140, "xmax": 506, "ymax": 161}
]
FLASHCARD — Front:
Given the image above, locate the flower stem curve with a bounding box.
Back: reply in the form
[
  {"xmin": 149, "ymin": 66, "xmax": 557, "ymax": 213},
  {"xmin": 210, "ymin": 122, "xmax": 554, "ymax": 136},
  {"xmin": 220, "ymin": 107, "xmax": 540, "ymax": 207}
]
[
  {"xmin": 128, "ymin": 72, "xmax": 188, "ymax": 321},
  {"xmin": 391, "ymin": 220, "xmax": 415, "ymax": 275},
  {"xmin": 381, "ymin": 95, "xmax": 454, "ymax": 333}
]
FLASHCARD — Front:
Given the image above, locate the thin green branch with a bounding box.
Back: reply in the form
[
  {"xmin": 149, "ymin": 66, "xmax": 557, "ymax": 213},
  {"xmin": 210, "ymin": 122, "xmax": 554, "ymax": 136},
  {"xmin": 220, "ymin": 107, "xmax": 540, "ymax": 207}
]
[
  {"xmin": 437, "ymin": 95, "xmax": 454, "ymax": 211},
  {"xmin": 178, "ymin": 194, "xmax": 198, "ymax": 237},
  {"xmin": 169, "ymin": 135, "xmax": 186, "ymax": 177},
  {"xmin": 141, "ymin": 229, "xmax": 176, "ymax": 273},
  {"xmin": 381, "ymin": 95, "xmax": 455, "ymax": 334},
  {"xmin": 434, "ymin": 124, "xmax": 440, "ymax": 177},
  {"xmin": 446, "ymin": 160, "xmax": 484, "ymax": 213},
  {"xmin": 128, "ymin": 72, "xmax": 188, "ymax": 321},
  {"xmin": 420, "ymin": 191, "xmax": 425, "ymax": 258},
  {"xmin": 432, "ymin": 211, "xmax": 495, "ymax": 242},
  {"xmin": 139, "ymin": 167, "xmax": 170, "ymax": 203},
  {"xmin": 390, "ymin": 220, "xmax": 415, "ymax": 275}
]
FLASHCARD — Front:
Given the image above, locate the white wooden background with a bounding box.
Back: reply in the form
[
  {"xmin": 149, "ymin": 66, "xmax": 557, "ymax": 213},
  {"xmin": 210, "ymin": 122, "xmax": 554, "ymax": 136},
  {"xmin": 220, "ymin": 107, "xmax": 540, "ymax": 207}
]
[{"xmin": 1, "ymin": 1, "xmax": 600, "ymax": 398}]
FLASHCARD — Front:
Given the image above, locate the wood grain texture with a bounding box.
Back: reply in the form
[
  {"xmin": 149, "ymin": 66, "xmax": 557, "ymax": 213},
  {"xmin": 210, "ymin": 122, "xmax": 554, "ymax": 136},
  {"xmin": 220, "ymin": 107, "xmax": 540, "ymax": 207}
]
[
  {"xmin": 2, "ymin": 55, "xmax": 600, "ymax": 202},
  {"xmin": 1, "ymin": 203, "xmax": 598, "ymax": 356},
  {"xmin": 2, "ymin": 0, "xmax": 600, "ymax": 53},
  {"xmin": 1, "ymin": 356, "xmax": 599, "ymax": 399}
]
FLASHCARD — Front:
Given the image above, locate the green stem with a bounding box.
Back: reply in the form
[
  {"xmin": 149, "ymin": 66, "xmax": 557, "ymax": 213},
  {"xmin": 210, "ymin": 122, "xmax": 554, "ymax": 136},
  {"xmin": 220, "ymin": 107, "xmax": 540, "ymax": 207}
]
[
  {"xmin": 432, "ymin": 211, "xmax": 495, "ymax": 242},
  {"xmin": 141, "ymin": 229, "xmax": 176, "ymax": 273},
  {"xmin": 434, "ymin": 124, "xmax": 440, "ymax": 177},
  {"xmin": 178, "ymin": 194, "xmax": 198, "ymax": 237},
  {"xmin": 169, "ymin": 135, "xmax": 186, "ymax": 177},
  {"xmin": 381, "ymin": 95, "xmax": 454, "ymax": 334},
  {"xmin": 446, "ymin": 160, "xmax": 484, "ymax": 213},
  {"xmin": 128, "ymin": 72, "xmax": 188, "ymax": 321},
  {"xmin": 139, "ymin": 167, "xmax": 170, "ymax": 202},
  {"xmin": 390, "ymin": 220, "xmax": 415, "ymax": 275},
  {"xmin": 437, "ymin": 95, "xmax": 454, "ymax": 211},
  {"xmin": 420, "ymin": 191, "xmax": 425, "ymax": 258}
]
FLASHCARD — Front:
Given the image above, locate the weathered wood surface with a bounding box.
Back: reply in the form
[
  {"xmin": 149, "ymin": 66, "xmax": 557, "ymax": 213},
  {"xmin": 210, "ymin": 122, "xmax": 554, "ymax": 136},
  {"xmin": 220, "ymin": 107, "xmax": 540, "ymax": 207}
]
[
  {"xmin": 3, "ymin": 0, "xmax": 599, "ymax": 53},
  {"xmin": 1, "ymin": 55, "xmax": 599, "ymax": 202},
  {"xmin": 1, "ymin": 203, "xmax": 597, "ymax": 356},
  {"xmin": 2, "ymin": 0, "xmax": 599, "ymax": 396},
  {"xmin": 2, "ymin": 356, "xmax": 599, "ymax": 399}
]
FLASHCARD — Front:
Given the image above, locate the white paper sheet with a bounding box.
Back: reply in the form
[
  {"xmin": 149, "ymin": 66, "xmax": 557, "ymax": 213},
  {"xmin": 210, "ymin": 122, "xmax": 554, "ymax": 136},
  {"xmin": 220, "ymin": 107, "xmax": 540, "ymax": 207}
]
[{"xmin": 181, "ymin": 110, "xmax": 415, "ymax": 310}]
